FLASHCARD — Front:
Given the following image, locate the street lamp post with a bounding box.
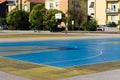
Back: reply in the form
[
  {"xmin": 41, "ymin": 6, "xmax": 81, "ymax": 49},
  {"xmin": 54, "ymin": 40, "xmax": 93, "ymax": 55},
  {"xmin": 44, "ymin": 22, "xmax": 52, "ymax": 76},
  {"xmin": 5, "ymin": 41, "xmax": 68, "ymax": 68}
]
[{"xmin": 72, "ymin": 20, "xmax": 74, "ymax": 30}]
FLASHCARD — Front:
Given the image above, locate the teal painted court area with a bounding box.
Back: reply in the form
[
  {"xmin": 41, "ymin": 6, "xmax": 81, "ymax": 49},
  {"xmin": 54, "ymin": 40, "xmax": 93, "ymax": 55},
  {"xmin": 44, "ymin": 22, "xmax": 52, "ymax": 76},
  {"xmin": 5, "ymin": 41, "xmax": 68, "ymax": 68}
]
[{"xmin": 1, "ymin": 38, "xmax": 120, "ymax": 68}]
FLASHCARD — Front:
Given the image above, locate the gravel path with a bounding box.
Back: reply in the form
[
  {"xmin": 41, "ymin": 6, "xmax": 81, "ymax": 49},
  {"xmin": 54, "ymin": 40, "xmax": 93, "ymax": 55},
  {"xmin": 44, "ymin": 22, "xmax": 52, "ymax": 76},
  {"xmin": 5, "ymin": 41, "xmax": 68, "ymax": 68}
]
[
  {"xmin": 61, "ymin": 69, "xmax": 120, "ymax": 80},
  {"xmin": 0, "ymin": 71, "xmax": 31, "ymax": 80}
]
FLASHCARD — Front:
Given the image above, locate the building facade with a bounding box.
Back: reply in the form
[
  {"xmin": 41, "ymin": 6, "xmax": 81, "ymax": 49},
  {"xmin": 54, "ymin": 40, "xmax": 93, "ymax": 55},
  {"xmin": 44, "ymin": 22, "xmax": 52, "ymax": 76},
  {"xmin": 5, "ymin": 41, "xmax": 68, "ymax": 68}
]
[
  {"xmin": 88, "ymin": 0, "xmax": 95, "ymax": 18},
  {"xmin": 45, "ymin": 0, "xmax": 68, "ymax": 15},
  {"xmin": 88, "ymin": 0, "xmax": 120, "ymax": 25},
  {"xmin": 17, "ymin": 0, "xmax": 45, "ymax": 12},
  {"xmin": 106, "ymin": 0, "xmax": 120, "ymax": 24},
  {"xmin": 45, "ymin": 0, "xmax": 87, "ymax": 15},
  {"xmin": 45, "ymin": 0, "xmax": 87, "ymax": 27},
  {"xmin": 8, "ymin": 0, "xmax": 45, "ymax": 12},
  {"xmin": 88, "ymin": 0, "xmax": 106, "ymax": 25}
]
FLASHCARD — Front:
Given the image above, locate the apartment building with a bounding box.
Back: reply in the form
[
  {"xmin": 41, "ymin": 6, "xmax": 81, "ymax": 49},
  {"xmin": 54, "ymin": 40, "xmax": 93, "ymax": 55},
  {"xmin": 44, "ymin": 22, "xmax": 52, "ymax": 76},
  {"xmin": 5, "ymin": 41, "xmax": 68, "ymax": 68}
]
[
  {"xmin": 88, "ymin": 0, "xmax": 120, "ymax": 25},
  {"xmin": 45, "ymin": 0, "xmax": 87, "ymax": 27},
  {"xmin": 106, "ymin": 0, "xmax": 120, "ymax": 24},
  {"xmin": 17, "ymin": 0, "xmax": 45, "ymax": 12},
  {"xmin": 7, "ymin": 0, "xmax": 45, "ymax": 12},
  {"xmin": 88, "ymin": 0, "xmax": 106, "ymax": 25},
  {"xmin": 45, "ymin": 0, "xmax": 68, "ymax": 15},
  {"xmin": 45, "ymin": 0, "xmax": 87, "ymax": 16},
  {"xmin": 88, "ymin": 0, "xmax": 95, "ymax": 18}
]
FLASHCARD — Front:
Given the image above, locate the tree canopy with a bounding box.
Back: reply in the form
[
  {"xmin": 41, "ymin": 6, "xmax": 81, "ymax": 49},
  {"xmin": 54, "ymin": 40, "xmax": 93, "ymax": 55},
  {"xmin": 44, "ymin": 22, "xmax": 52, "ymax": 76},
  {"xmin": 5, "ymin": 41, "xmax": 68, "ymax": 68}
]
[
  {"xmin": 29, "ymin": 4, "xmax": 46, "ymax": 30},
  {"xmin": 6, "ymin": 9, "xmax": 30, "ymax": 30},
  {"xmin": 43, "ymin": 9, "xmax": 65, "ymax": 31}
]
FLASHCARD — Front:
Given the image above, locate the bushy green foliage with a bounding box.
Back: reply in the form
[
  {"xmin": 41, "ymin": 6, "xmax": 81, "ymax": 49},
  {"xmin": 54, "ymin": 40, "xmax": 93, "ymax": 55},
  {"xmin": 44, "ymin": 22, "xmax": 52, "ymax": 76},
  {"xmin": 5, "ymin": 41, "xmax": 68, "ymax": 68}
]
[
  {"xmin": 106, "ymin": 22, "xmax": 117, "ymax": 27},
  {"xmin": 82, "ymin": 19, "xmax": 97, "ymax": 31},
  {"xmin": 66, "ymin": 15, "xmax": 74, "ymax": 30},
  {"xmin": 6, "ymin": 9, "xmax": 30, "ymax": 30},
  {"xmin": 43, "ymin": 9, "xmax": 65, "ymax": 31},
  {"xmin": 6, "ymin": 9, "xmax": 16, "ymax": 29},
  {"xmin": 29, "ymin": 4, "xmax": 46, "ymax": 30},
  {"xmin": 68, "ymin": 0, "xmax": 85, "ymax": 27},
  {"xmin": 0, "ymin": 17, "xmax": 7, "ymax": 25}
]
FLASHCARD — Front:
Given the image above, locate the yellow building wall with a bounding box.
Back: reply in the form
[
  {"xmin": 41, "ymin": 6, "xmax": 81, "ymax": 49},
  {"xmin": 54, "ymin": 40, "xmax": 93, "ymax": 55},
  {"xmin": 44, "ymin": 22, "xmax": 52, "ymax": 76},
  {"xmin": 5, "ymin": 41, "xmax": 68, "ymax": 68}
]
[
  {"xmin": 95, "ymin": 0, "xmax": 106, "ymax": 25},
  {"xmin": 108, "ymin": 15, "xmax": 119, "ymax": 23},
  {"xmin": 107, "ymin": 2, "xmax": 119, "ymax": 24},
  {"xmin": 45, "ymin": 0, "xmax": 58, "ymax": 10},
  {"xmin": 108, "ymin": 3, "xmax": 119, "ymax": 9}
]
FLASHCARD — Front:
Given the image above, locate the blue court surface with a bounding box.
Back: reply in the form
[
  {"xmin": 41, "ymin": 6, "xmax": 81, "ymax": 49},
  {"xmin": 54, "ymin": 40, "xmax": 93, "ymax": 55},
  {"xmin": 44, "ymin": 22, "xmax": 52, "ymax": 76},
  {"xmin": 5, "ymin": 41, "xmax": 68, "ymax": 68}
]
[{"xmin": 1, "ymin": 38, "xmax": 120, "ymax": 68}]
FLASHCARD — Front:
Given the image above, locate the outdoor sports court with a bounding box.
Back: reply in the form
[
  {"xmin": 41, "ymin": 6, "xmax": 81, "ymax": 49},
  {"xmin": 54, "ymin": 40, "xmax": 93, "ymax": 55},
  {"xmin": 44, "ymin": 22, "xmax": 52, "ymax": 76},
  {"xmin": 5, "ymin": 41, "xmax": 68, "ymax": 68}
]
[{"xmin": 1, "ymin": 38, "xmax": 120, "ymax": 68}]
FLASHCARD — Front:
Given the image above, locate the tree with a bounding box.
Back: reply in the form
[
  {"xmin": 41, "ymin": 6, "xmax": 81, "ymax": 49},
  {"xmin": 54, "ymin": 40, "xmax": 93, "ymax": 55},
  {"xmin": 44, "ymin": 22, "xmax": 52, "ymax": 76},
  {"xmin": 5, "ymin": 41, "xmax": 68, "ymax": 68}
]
[
  {"xmin": 68, "ymin": 0, "xmax": 86, "ymax": 29},
  {"xmin": 29, "ymin": 4, "xmax": 46, "ymax": 31},
  {"xmin": 6, "ymin": 9, "xmax": 30, "ymax": 30},
  {"xmin": 82, "ymin": 18, "xmax": 97, "ymax": 31},
  {"xmin": 6, "ymin": 9, "xmax": 16, "ymax": 29},
  {"xmin": 66, "ymin": 15, "xmax": 74, "ymax": 30},
  {"xmin": 43, "ymin": 9, "xmax": 65, "ymax": 31}
]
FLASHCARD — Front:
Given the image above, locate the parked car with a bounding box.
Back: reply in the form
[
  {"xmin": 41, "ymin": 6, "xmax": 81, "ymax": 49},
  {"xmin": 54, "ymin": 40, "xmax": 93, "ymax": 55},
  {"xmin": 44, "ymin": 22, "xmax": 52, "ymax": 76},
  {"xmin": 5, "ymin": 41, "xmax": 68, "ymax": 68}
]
[{"xmin": 96, "ymin": 25, "xmax": 106, "ymax": 31}]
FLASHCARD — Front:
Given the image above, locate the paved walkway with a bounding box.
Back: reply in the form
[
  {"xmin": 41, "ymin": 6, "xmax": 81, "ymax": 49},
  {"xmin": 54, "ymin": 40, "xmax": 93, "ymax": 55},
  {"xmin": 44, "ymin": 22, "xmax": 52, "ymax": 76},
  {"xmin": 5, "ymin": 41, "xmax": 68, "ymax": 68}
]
[
  {"xmin": 61, "ymin": 69, "xmax": 120, "ymax": 80},
  {"xmin": 0, "ymin": 71, "xmax": 31, "ymax": 80}
]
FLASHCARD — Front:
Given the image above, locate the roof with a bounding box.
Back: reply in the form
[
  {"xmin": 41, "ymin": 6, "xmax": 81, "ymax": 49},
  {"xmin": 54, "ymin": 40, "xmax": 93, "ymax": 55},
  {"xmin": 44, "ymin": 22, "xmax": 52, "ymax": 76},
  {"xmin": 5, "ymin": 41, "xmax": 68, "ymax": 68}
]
[
  {"xmin": 28, "ymin": 0, "xmax": 45, "ymax": 4},
  {"xmin": 0, "ymin": 0, "xmax": 7, "ymax": 4}
]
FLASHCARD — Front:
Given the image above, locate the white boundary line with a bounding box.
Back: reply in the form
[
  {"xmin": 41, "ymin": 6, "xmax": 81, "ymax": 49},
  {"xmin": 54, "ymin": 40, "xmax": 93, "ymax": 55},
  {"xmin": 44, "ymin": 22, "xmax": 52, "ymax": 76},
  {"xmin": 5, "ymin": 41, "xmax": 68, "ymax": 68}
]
[{"xmin": 43, "ymin": 49, "xmax": 103, "ymax": 64}]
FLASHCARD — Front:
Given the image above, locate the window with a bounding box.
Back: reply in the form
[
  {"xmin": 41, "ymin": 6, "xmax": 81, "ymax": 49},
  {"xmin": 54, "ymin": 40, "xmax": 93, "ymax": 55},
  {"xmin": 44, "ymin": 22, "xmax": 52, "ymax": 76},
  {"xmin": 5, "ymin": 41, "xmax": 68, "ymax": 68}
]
[
  {"xmin": 24, "ymin": 5, "xmax": 27, "ymax": 11},
  {"xmin": 56, "ymin": 2, "xmax": 59, "ymax": 7},
  {"xmin": 89, "ymin": 2, "xmax": 94, "ymax": 8},
  {"xmin": 56, "ymin": 0, "xmax": 59, "ymax": 7},
  {"xmin": 76, "ymin": 3, "xmax": 80, "ymax": 8},
  {"xmin": 49, "ymin": 3, "xmax": 53, "ymax": 9},
  {"xmin": 111, "ymin": 4, "xmax": 116, "ymax": 11},
  {"xmin": 72, "ymin": 0, "xmax": 75, "ymax": 5},
  {"xmin": 111, "ymin": 16, "xmax": 115, "ymax": 22}
]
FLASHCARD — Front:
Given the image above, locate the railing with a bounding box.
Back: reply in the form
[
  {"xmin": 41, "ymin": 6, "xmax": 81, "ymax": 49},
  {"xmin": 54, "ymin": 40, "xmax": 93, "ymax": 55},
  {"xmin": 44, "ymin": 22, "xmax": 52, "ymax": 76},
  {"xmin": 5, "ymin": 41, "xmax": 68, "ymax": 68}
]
[
  {"xmin": 106, "ymin": 0, "xmax": 119, "ymax": 2},
  {"xmin": 106, "ymin": 8, "xmax": 119, "ymax": 14}
]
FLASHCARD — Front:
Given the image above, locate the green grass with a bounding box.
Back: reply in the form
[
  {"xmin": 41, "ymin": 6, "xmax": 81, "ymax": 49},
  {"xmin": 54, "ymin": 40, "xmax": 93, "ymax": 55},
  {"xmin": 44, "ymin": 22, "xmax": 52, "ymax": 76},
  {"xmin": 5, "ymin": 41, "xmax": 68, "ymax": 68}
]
[{"xmin": 0, "ymin": 58, "xmax": 120, "ymax": 80}]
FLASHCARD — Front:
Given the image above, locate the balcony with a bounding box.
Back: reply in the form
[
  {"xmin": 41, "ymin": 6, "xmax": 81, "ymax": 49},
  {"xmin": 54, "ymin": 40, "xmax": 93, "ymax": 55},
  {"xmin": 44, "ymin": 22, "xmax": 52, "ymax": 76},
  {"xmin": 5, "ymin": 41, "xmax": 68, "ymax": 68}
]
[
  {"xmin": 106, "ymin": 0, "xmax": 119, "ymax": 2},
  {"xmin": 106, "ymin": 8, "xmax": 119, "ymax": 15}
]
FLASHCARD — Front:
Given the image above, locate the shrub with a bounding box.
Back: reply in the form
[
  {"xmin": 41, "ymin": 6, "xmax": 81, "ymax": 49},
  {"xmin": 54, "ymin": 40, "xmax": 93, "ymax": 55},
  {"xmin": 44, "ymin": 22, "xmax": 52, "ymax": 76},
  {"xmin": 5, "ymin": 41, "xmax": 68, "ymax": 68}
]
[
  {"xmin": 106, "ymin": 22, "xmax": 117, "ymax": 27},
  {"xmin": 82, "ymin": 19, "xmax": 97, "ymax": 31}
]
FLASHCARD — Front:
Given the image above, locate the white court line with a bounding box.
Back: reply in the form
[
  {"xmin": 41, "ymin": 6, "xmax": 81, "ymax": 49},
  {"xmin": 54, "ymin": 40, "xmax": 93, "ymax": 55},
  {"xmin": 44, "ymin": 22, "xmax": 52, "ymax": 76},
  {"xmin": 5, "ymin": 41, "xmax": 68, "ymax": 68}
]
[{"xmin": 44, "ymin": 49, "xmax": 103, "ymax": 64}]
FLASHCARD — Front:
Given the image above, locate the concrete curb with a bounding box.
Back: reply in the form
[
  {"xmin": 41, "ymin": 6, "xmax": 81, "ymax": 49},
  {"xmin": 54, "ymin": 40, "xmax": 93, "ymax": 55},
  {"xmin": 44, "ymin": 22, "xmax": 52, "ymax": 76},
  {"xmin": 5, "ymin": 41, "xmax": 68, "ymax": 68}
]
[
  {"xmin": 61, "ymin": 69, "xmax": 120, "ymax": 80},
  {"xmin": 0, "ymin": 71, "xmax": 31, "ymax": 80}
]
